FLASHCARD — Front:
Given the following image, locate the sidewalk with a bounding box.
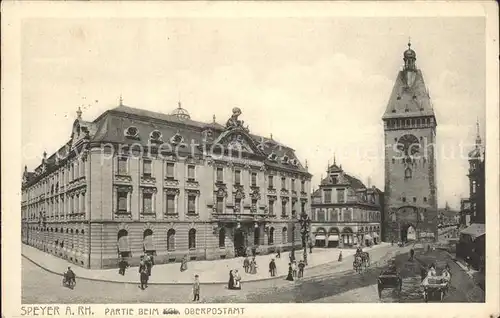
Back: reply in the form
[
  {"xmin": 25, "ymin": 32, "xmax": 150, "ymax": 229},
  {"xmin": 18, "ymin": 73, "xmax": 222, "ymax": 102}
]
[{"xmin": 22, "ymin": 243, "xmax": 391, "ymax": 285}]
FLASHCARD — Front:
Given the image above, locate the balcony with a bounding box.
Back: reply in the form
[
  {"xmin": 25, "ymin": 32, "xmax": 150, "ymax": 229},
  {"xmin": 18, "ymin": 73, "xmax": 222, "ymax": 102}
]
[
  {"xmin": 280, "ymin": 188, "xmax": 289, "ymax": 195},
  {"xmin": 164, "ymin": 178, "xmax": 179, "ymax": 187},
  {"xmin": 186, "ymin": 179, "xmax": 199, "ymax": 188}
]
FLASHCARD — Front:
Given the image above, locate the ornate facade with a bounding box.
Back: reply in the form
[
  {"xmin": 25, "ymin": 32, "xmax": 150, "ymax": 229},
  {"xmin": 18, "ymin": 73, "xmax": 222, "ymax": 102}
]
[
  {"xmin": 21, "ymin": 102, "xmax": 312, "ymax": 269},
  {"xmin": 382, "ymin": 42, "xmax": 439, "ymax": 242},
  {"xmin": 310, "ymin": 161, "xmax": 383, "ymax": 248}
]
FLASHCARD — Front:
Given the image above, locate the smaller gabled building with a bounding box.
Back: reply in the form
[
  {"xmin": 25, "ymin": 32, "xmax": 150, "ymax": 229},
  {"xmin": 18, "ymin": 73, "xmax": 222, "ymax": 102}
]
[{"xmin": 310, "ymin": 161, "xmax": 383, "ymax": 248}]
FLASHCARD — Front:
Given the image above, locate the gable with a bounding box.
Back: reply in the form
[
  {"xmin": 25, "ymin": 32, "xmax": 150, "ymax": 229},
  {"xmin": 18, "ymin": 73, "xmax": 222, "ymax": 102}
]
[{"xmin": 212, "ymin": 127, "xmax": 265, "ymax": 156}]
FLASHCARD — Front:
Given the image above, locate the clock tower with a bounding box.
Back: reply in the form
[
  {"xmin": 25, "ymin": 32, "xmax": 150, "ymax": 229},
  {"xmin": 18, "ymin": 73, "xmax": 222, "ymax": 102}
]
[{"xmin": 382, "ymin": 42, "xmax": 438, "ymax": 243}]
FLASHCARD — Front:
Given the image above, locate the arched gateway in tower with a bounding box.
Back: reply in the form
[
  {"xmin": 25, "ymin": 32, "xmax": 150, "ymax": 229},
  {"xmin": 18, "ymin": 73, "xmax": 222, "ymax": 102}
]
[{"xmin": 382, "ymin": 42, "xmax": 438, "ymax": 243}]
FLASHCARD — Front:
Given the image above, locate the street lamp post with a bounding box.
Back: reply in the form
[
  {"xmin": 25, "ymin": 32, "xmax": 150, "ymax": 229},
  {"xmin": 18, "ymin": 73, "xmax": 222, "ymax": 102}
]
[{"xmin": 298, "ymin": 211, "xmax": 311, "ymax": 265}]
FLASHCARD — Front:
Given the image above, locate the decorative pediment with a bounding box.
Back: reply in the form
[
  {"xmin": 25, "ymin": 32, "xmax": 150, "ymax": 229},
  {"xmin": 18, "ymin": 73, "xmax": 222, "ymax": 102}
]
[
  {"xmin": 165, "ymin": 188, "xmax": 180, "ymax": 196},
  {"xmin": 233, "ymin": 188, "xmax": 246, "ymax": 200},
  {"xmin": 215, "ymin": 186, "xmax": 228, "ymax": 198},
  {"xmin": 212, "ymin": 128, "xmax": 264, "ymax": 156}
]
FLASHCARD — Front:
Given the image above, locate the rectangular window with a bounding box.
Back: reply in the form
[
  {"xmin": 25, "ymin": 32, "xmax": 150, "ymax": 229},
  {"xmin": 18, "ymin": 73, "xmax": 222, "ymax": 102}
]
[
  {"xmin": 268, "ymin": 176, "xmax": 274, "ymax": 189},
  {"xmin": 251, "ymin": 172, "xmax": 257, "ymax": 187},
  {"xmin": 235, "ymin": 198, "xmax": 241, "ymax": 212},
  {"xmin": 291, "ymin": 179, "xmax": 295, "ymax": 191},
  {"xmin": 166, "ymin": 195, "xmax": 176, "ymax": 214},
  {"xmin": 117, "ymin": 191, "xmax": 128, "ymax": 213},
  {"xmin": 268, "ymin": 200, "xmax": 274, "ymax": 214},
  {"xmin": 118, "ymin": 157, "xmax": 128, "ymax": 175},
  {"xmin": 187, "ymin": 165, "xmax": 195, "ymax": 180},
  {"xmin": 166, "ymin": 162, "xmax": 175, "ymax": 179},
  {"xmin": 337, "ymin": 189, "xmax": 345, "ymax": 203},
  {"xmin": 216, "ymin": 167, "xmax": 224, "ymax": 182},
  {"xmin": 216, "ymin": 197, "xmax": 224, "ymax": 213},
  {"xmin": 143, "ymin": 159, "xmax": 152, "ymax": 177},
  {"xmin": 281, "ymin": 177, "xmax": 286, "ymax": 190},
  {"xmin": 318, "ymin": 210, "xmax": 326, "ymax": 222},
  {"xmin": 281, "ymin": 201, "xmax": 287, "ymax": 215},
  {"xmin": 251, "ymin": 199, "xmax": 258, "ymax": 211},
  {"xmin": 324, "ymin": 189, "xmax": 332, "ymax": 203},
  {"xmin": 332, "ymin": 176, "xmax": 338, "ymax": 184},
  {"xmin": 234, "ymin": 170, "xmax": 241, "ymax": 185},
  {"xmin": 301, "ymin": 180, "xmax": 305, "ymax": 192},
  {"xmin": 143, "ymin": 193, "xmax": 153, "ymax": 214},
  {"xmin": 187, "ymin": 195, "xmax": 196, "ymax": 214}
]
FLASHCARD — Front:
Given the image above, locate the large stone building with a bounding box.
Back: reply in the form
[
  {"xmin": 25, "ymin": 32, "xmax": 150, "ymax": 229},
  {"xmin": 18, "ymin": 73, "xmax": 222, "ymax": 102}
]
[
  {"xmin": 310, "ymin": 161, "xmax": 383, "ymax": 248},
  {"xmin": 21, "ymin": 102, "xmax": 312, "ymax": 269},
  {"xmin": 382, "ymin": 42, "xmax": 439, "ymax": 242}
]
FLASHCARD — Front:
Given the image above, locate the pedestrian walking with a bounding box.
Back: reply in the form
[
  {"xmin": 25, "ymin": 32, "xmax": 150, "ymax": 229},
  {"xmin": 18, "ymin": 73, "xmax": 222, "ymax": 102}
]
[
  {"xmin": 233, "ymin": 270, "xmax": 242, "ymax": 290},
  {"xmin": 228, "ymin": 270, "xmax": 235, "ymax": 290},
  {"xmin": 180, "ymin": 254, "xmax": 188, "ymax": 272},
  {"xmin": 269, "ymin": 259, "xmax": 277, "ymax": 277},
  {"xmin": 298, "ymin": 260, "xmax": 305, "ymax": 278},
  {"xmin": 243, "ymin": 256, "xmax": 250, "ymax": 273},
  {"xmin": 118, "ymin": 257, "xmax": 128, "ymax": 276},
  {"xmin": 192, "ymin": 275, "xmax": 200, "ymax": 301},
  {"xmin": 292, "ymin": 261, "xmax": 297, "ymax": 278},
  {"xmin": 139, "ymin": 265, "xmax": 149, "ymax": 290},
  {"xmin": 338, "ymin": 251, "xmax": 343, "ymax": 262},
  {"xmin": 285, "ymin": 263, "xmax": 294, "ymax": 281},
  {"xmin": 250, "ymin": 257, "xmax": 258, "ymax": 274},
  {"xmin": 309, "ymin": 242, "xmax": 313, "ymax": 254},
  {"xmin": 276, "ymin": 247, "xmax": 281, "ymax": 258},
  {"xmin": 409, "ymin": 248, "xmax": 415, "ymax": 261}
]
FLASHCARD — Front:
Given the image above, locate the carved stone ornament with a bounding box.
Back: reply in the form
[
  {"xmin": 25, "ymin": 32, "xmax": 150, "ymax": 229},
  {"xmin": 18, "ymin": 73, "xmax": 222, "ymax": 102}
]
[
  {"xmin": 281, "ymin": 196, "xmax": 290, "ymax": 203},
  {"xmin": 186, "ymin": 189, "xmax": 200, "ymax": 195},
  {"xmin": 170, "ymin": 132, "xmax": 184, "ymax": 145},
  {"xmin": 260, "ymin": 165, "xmax": 267, "ymax": 172},
  {"xmin": 215, "ymin": 187, "xmax": 228, "ymax": 198},
  {"xmin": 165, "ymin": 188, "xmax": 180, "ymax": 196},
  {"xmin": 233, "ymin": 188, "xmax": 246, "ymax": 200},
  {"xmin": 250, "ymin": 189, "xmax": 261, "ymax": 200},
  {"xmin": 116, "ymin": 185, "xmax": 133, "ymax": 192},
  {"xmin": 142, "ymin": 186, "xmax": 158, "ymax": 194}
]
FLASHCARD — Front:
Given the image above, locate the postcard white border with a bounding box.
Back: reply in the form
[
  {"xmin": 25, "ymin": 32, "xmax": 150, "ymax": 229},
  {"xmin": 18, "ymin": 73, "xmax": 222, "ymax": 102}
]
[{"xmin": 1, "ymin": 1, "xmax": 499, "ymax": 318}]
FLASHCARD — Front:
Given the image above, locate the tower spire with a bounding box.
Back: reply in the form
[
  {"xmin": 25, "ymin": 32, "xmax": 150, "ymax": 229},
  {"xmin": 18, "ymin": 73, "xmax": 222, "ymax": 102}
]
[
  {"xmin": 475, "ymin": 118, "xmax": 482, "ymax": 147},
  {"xmin": 119, "ymin": 94, "xmax": 123, "ymax": 106}
]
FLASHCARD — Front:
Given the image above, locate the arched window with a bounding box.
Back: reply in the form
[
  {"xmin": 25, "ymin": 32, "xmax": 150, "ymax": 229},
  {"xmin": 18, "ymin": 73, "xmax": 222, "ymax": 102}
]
[
  {"xmin": 268, "ymin": 227, "xmax": 274, "ymax": 245},
  {"xmin": 117, "ymin": 229, "xmax": 130, "ymax": 256},
  {"xmin": 254, "ymin": 227, "xmax": 260, "ymax": 245},
  {"xmin": 405, "ymin": 168, "xmax": 412, "ymax": 179},
  {"xmin": 219, "ymin": 228, "xmax": 225, "ymax": 248},
  {"xmin": 189, "ymin": 229, "xmax": 196, "ymax": 249},
  {"xmin": 143, "ymin": 229, "xmax": 155, "ymax": 253},
  {"xmin": 167, "ymin": 229, "xmax": 176, "ymax": 251},
  {"xmin": 282, "ymin": 227, "xmax": 288, "ymax": 243}
]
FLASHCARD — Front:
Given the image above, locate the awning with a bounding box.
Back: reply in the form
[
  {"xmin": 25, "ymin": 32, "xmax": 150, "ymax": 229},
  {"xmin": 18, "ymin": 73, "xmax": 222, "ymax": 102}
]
[
  {"xmin": 364, "ymin": 234, "xmax": 372, "ymax": 240},
  {"xmin": 118, "ymin": 236, "xmax": 130, "ymax": 252},
  {"xmin": 328, "ymin": 234, "xmax": 339, "ymax": 241},
  {"xmin": 315, "ymin": 235, "xmax": 326, "ymax": 240},
  {"xmin": 143, "ymin": 235, "xmax": 155, "ymax": 251},
  {"xmin": 460, "ymin": 223, "xmax": 485, "ymax": 239},
  {"xmin": 372, "ymin": 232, "xmax": 379, "ymax": 238}
]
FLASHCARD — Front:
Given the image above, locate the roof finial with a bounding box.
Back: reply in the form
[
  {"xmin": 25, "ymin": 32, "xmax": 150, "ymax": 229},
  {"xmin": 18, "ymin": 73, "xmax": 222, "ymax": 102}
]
[
  {"xmin": 24, "ymin": 165, "xmax": 28, "ymax": 173},
  {"xmin": 270, "ymin": 133, "xmax": 273, "ymax": 140},
  {"xmin": 305, "ymin": 159, "xmax": 308, "ymax": 170},
  {"xmin": 213, "ymin": 114, "xmax": 216, "ymax": 124},
  {"xmin": 408, "ymin": 36, "xmax": 411, "ymax": 48},
  {"xmin": 119, "ymin": 94, "xmax": 123, "ymax": 106},
  {"xmin": 76, "ymin": 106, "xmax": 82, "ymax": 119},
  {"xmin": 178, "ymin": 101, "xmax": 182, "ymax": 109},
  {"xmin": 43, "ymin": 151, "xmax": 47, "ymax": 160},
  {"xmin": 333, "ymin": 153, "xmax": 336, "ymax": 165}
]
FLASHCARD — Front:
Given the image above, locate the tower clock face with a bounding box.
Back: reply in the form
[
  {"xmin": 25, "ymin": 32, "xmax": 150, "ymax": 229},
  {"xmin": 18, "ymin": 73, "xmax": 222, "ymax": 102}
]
[{"xmin": 396, "ymin": 134, "xmax": 420, "ymax": 156}]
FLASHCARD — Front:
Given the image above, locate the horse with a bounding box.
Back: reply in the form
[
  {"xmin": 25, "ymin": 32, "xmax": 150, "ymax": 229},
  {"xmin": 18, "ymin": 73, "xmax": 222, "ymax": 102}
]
[
  {"xmin": 360, "ymin": 252, "xmax": 371, "ymax": 268},
  {"xmin": 353, "ymin": 256, "xmax": 363, "ymax": 273}
]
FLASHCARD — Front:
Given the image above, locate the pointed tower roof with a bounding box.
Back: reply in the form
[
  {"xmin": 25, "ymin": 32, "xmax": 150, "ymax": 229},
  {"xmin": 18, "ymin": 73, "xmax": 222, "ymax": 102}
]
[{"xmin": 382, "ymin": 42, "xmax": 436, "ymax": 121}]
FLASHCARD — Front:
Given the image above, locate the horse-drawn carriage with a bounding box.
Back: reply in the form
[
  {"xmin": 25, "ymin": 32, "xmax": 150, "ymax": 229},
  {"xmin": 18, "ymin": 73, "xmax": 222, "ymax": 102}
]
[
  {"xmin": 422, "ymin": 277, "xmax": 449, "ymax": 302},
  {"xmin": 352, "ymin": 247, "xmax": 370, "ymax": 273},
  {"xmin": 421, "ymin": 265, "xmax": 451, "ymax": 302}
]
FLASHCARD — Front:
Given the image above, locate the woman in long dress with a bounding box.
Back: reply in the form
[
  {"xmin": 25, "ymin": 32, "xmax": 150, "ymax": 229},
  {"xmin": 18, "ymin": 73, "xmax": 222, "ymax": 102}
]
[
  {"xmin": 233, "ymin": 270, "xmax": 242, "ymax": 290},
  {"xmin": 180, "ymin": 255, "xmax": 188, "ymax": 272},
  {"xmin": 250, "ymin": 259, "xmax": 258, "ymax": 274},
  {"xmin": 228, "ymin": 270, "xmax": 235, "ymax": 290},
  {"xmin": 285, "ymin": 263, "xmax": 294, "ymax": 281}
]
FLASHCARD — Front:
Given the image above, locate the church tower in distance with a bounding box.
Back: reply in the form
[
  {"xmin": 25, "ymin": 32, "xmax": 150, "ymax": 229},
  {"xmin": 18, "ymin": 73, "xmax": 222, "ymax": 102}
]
[{"xmin": 382, "ymin": 42, "xmax": 438, "ymax": 243}]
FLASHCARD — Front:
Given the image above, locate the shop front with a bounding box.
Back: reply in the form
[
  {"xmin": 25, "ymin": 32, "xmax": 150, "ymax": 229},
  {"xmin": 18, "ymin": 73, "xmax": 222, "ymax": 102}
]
[
  {"xmin": 327, "ymin": 228, "xmax": 340, "ymax": 248},
  {"xmin": 341, "ymin": 227, "xmax": 354, "ymax": 248},
  {"xmin": 314, "ymin": 228, "xmax": 327, "ymax": 247}
]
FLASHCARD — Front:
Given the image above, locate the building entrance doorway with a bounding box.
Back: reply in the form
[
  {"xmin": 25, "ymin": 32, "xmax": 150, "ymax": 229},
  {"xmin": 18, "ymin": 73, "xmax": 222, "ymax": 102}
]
[
  {"xmin": 400, "ymin": 224, "xmax": 416, "ymax": 243},
  {"xmin": 234, "ymin": 229, "xmax": 246, "ymax": 257}
]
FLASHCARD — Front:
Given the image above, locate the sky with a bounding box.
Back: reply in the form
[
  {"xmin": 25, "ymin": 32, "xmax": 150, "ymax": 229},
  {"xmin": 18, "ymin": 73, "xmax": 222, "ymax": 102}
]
[{"xmin": 21, "ymin": 17, "xmax": 486, "ymax": 210}]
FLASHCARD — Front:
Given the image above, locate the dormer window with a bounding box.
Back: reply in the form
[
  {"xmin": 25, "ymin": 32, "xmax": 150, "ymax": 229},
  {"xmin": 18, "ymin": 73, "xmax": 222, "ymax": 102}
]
[
  {"xmin": 124, "ymin": 126, "xmax": 139, "ymax": 139},
  {"xmin": 170, "ymin": 132, "xmax": 184, "ymax": 145},
  {"xmin": 149, "ymin": 130, "xmax": 163, "ymax": 143},
  {"xmin": 268, "ymin": 153, "xmax": 278, "ymax": 162},
  {"xmin": 281, "ymin": 155, "xmax": 289, "ymax": 164}
]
